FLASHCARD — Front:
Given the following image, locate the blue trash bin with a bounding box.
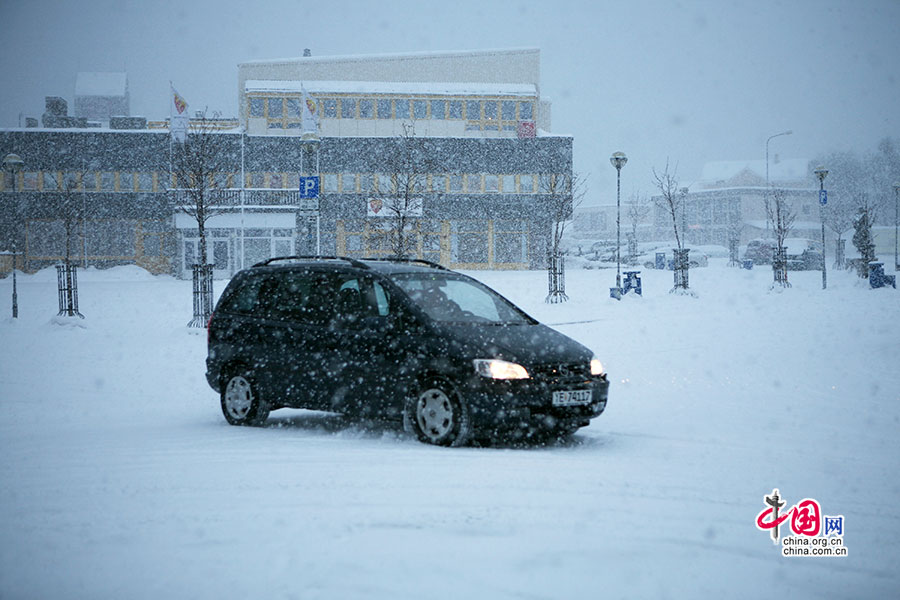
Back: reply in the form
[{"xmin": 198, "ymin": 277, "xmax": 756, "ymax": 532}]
[
  {"xmin": 623, "ymin": 270, "xmax": 642, "ymax": 296},
  {"xmin": 870, "ymin": 262, "xmax": 885, "ymax": 288},
  {"xmin": 742, "ymin": 260, "xmax": 754, "ymax": 270}
]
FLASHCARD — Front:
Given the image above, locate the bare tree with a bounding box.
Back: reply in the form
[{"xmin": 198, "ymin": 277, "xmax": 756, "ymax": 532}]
[
  {"xmin": 55, "ymin": 177, "xmax": 83, "ymax": 267},
  {"xmin": 765, "ymin": 187, "xmax": 796, "ymax": 287},
  {"xmin": 627, "ymin": 190, "xmax": 651, "ymax": 263},
  {"xmin": 652, "ymin": 160, "xmax": 691, "ymax": 291},
  {"xmin": 540, "ymin": 164, "xmax": 584, "ymax": 303},
  {"xmin": 370, "ymin": 123, "xmax": 434, "ymax": 259},
  {"xmin": 170, "ymin": 109, "xmax": 229, "ymax": 269},
  {"xmin": 652, "ymin": 161, "xmax": 685, "ymax": 250}
]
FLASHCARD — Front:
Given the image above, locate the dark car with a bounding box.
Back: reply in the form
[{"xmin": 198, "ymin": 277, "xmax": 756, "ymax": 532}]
[
  {"xmin": 743, "ymin": 238, "xmax": 823, "ymax": 270},
  {"xmin": 206, "ymin": 256, "xmax": 609, "ymax": 446}
]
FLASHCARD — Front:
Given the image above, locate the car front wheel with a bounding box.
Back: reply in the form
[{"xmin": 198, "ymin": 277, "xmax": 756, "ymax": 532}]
[
  {"xmin": 404, "ymin": 379, "xmax": 472, "ymax": 447},
  {"xmin": 221, "ymin": 370, "xmax": 270, "ymax": 426}
]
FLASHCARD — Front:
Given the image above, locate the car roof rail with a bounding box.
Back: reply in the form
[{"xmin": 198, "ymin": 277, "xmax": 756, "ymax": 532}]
[
  {"xmin": 252, "ymin": 255, "xmax": 370, "ymax": 269},
  {"xmin": 361, "ymin": 257, "xmax": 450, "ymax": 271}
]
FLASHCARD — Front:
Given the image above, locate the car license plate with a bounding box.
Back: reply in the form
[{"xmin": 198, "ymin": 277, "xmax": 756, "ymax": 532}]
[{"xmin": 552, "ymin": 389, "xmax": 593, "ymax": 407}]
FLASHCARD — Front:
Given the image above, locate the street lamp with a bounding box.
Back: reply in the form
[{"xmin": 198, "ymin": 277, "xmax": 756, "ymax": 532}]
[
  {"xmin": 766, "ymin": 130, "xmax": 792, "ymax": 237},
  {"xmin": 3, "ymin": 152, "xmax": 25, "ymax": 318},
  {"xmin": 814, "ymin": 166, "xmax": 828, "ymax": 290},
  {"xmin": 610, "ymin": 151, "xmax": 627, "ymax": 296},
  {"xmin": 893, "ymin": 182, "xmax": 899, "ymax": 272}
]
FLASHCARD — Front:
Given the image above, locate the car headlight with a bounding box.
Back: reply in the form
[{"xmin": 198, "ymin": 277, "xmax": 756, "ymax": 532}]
[
  {"xmin": 590, "ymin": 357, "xmax": 605, "ymax": 376},
  {"xmin": 473, "ymin": 359, "xmax": 530, "ymax": 380}
]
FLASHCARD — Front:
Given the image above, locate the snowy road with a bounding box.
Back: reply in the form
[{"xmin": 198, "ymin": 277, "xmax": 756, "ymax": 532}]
[{"xmin": 1, "ymin": 263, "xmax": 898, "ymax": 599}]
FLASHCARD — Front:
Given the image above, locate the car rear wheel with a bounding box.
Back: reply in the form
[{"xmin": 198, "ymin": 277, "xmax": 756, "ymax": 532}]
[
  {"xmin": 221, "ymin": 370, "xmax": 270, "ymax": 426},
  {"xmin": 404, "ymin": 379, "xmax": 472, "ymax": 447}
]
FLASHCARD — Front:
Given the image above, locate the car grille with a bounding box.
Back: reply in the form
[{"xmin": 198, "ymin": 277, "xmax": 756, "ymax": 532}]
[{"xmin": 531, "ymin": 362, "xmax": 591, "ymax": 384}]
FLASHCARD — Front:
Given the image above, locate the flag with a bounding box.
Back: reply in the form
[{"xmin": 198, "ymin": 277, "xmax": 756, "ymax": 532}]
[
  {"xmin": 170, "ymin": 82, "xmax": 189, "ymax": 142},
  {"xmin": 300, "ymin": 84, "xmax": 319, "ymax": 137}
]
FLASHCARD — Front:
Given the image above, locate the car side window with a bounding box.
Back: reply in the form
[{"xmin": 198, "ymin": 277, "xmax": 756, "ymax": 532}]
[
  {"xmin": 218, "ymin": 275, "xmax": 265, "ymax": 315},
  {"xmin": 250, "ymin": 273, "xmax": 335, "ymax": 325},
  {"xmin": 332, "ymin": 277, "xmax": 392, "ymax": 329}
]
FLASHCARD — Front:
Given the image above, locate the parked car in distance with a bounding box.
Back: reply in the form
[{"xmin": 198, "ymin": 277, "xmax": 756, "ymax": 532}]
[
  {"xmin": 206, "ymin": 256, "xmax": 610, "ymax": 446},
  {"xmin": 743, "ymin": 238, "xmax": 823, "ymax": 270}
]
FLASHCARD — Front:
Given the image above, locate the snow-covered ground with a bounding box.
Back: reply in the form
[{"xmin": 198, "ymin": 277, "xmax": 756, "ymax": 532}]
[{"xmin": 1, "ymin": 261, "xmax": 898, "ymax": 599}]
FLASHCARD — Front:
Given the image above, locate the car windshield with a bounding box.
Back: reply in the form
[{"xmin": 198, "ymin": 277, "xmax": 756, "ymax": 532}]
[{"xmin": 390, "ymin": 273, "xmax": 532, "ymax": 325}]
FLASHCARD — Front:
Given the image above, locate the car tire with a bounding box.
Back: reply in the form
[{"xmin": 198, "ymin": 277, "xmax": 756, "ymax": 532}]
[
  {"xmin": 221, "ymin": 369, "xmax": 270, "ymax": 426},
  {"xmin": 403, "ymin": 378, "xmax": 472, "ymax": 447}
]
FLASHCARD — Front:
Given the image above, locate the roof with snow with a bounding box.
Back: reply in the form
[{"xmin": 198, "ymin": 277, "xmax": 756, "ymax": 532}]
[
  {"xmin": 244, "ymin": 80, "xmax": 537, "ymax": 97},
  {"xmin": 700, "ymin": 159, "xmax": 809, "ymax": 184},
  {"xmin": 75, "ymin": 72, "xmax": 127, "ymax": 97},
  {"xmin": 239, "ymin": 47, "xmax": 540, "ymax": 67}
]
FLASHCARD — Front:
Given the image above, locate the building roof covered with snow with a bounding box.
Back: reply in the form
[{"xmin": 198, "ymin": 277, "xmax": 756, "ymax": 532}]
[{"xmin": 698, "ymin": 158, "xmax": 810, "ymax": 189}]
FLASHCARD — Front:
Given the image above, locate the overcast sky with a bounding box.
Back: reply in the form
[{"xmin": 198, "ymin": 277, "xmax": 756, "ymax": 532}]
[{"xmin": 1, "ymin": 0, "xmax": 898, "ymax": 203}]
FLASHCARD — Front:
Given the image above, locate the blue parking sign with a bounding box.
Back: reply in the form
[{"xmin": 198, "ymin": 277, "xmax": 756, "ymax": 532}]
[
  {"xmin": 819, "ymin": 190, "xmax": 827, "ymax": 206},
  {"xmin": 299, "ymin": 176, "xmax": 319, "ymax": 198}
]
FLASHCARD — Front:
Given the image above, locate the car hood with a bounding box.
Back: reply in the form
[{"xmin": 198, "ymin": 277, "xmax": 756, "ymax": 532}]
[{"xmin": 435, "ymin": 322, "xmax": 592, "ymax": 367}]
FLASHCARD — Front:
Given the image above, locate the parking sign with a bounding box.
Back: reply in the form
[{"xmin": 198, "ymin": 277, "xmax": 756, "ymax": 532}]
[
  {"xmin": 819, "ymin": 190, "xmax": 827, "ymax": 206},
  {"xmin": 299, "ymin": 176, "xmax": 319, "ymax": 199}
]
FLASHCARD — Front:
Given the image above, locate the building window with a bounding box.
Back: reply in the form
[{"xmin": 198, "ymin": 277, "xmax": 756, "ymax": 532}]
[
  {"xmin": 501, "ymin": 101, "xmax": 516, "ymax": 121},
  {"xmin": 249, "ymin": 172, "xmax": 264, "ymax": 188},
  {"xmin": 341, "ymin": 173, "xmax": 356, "ymax": 193},
  {"xmin": 376, "ymin": 174, "xmax": 393, "ymax": 194},
  {"xmin": 466, "ymin": 174, "xmax": 482, "ymax": 193},
  {"xmin": 395, "ymin": 99, "xmax": 410, "ymax": 119},
  {"xmin": 23, "ymin": 172, "xmax": 40, "ymax": 191},
  {"xmin": 413, "ymin": 100, "xmax": 427, "ymax": 119},
  {"xmin": 341, "ymin": 98, "xmax": 356, "ymax": 119},
  {"xmin": 267, "ymin": 173, "xmax": 284, "ymax": 188},
  {"xmin": 323, "ymin": 98, "xmax": 338, "ymax": 118},
  {"xmin": 360, "ymin": 174, "xmax": 374, "ymax": 193},
  {"xmin": 250, "ymin": 98, "xmax": 264, "ymax": 117},
  {"xmin": 466, "ymin": 100, "xmax": 480, "ymax": 120},
  {"xmin": 448, "ymin": 100, "xmax": 463, "ymax": 119},
  {"xmin": 430, "ymin": 100, "xmax": 446, "ymax": 119},
  {"xmin": 484, "ymin": 174, "xmax": 499, "ymax": 193},
  {"xmin": 358, "ymin": 99, "xmax": 374, "ymax": 119},
  {"xmin": 324, "ymin": 173, "xmax": 338, "ymax": 192},
  {"xmin": 520, "ymin": 174, "xmax": 534, "ymax": 193},
  {"xmin": 267, "ymin": 98, "xmax": 283, "ymax": 118},
  {"xmin": 137, "ymin": 172, "xmax": 153, "ymax": 191},
  {"xmin": 43, "ymin": 171, "xmax": 59, "ymax": 191},
  {"xmin": 449, "ymin": 174, "xmax": 463, "ymax": 193},
  {"xmin": 100, "ymin": 172, "xmax": 115, "ymax": 191},
  {"xmin": 501, "ymin": 174, "xmax": 516, "ymax": 193},
  {"xmin": 64, "ymin": 171, "xmax": 80, "ymax": 191},
  {"xmin": 431, "ymin": 174, "xmax": 447, "ymax": 193},
  {"xmin": 286, "ymin": 98, "xmax": 301, "ymax": 118},
  {"xmin": 519, "ymin": 102, "xmax": 534, "ymax": 120},
  {"xmin": 451, "ymin": 220, "xmax": 488, "ymax": 264},
  {"xmin": 377, "ymin": 99, "xmax": 392, "ymax": 119}
]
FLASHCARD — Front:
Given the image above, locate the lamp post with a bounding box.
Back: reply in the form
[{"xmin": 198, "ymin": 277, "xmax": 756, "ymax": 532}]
[
  {"xmin": 893, "ymin": 182, "xmax": 899, "ymax": 272},
  {"xmin": 610, "ymin": 152, "xmax": 627, "ymax": 296},
  {"xmin": 3, "ymin": 153, "xmax": 24, "ymax": 318},
  {"xmin": 814, "ymin": 166, "xmax": 828, "ymax": 290},
  {"xmin": 766, "ymin": 130, "xmax": 792, "ymax": 237}
]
